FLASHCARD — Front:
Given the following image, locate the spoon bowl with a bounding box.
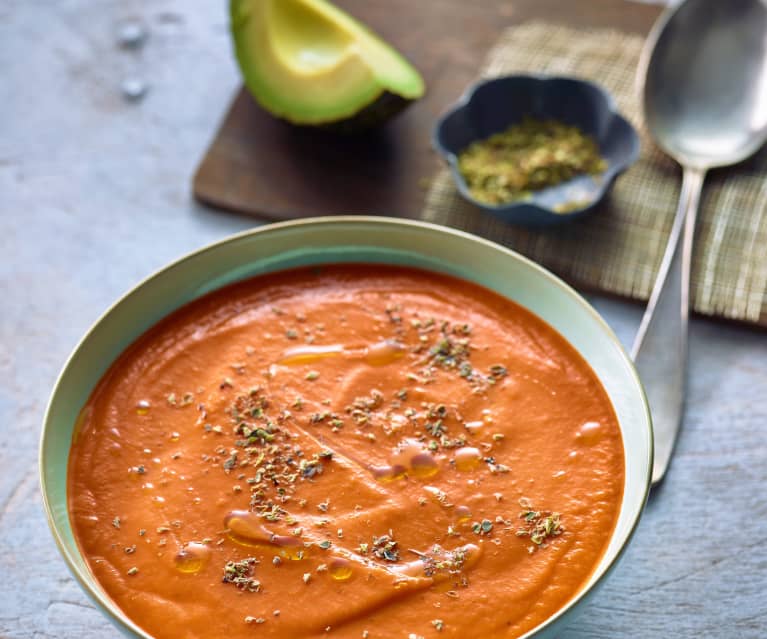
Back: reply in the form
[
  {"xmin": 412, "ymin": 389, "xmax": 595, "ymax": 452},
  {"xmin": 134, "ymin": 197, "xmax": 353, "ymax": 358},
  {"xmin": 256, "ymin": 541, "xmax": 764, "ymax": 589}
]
[
  {"xmin": 634, "ymin": 0, "xmax": 767, "ymax": 485},
  {"xmin": 641, "ymin": 0, "xmax": 767, "ymax": 168}
]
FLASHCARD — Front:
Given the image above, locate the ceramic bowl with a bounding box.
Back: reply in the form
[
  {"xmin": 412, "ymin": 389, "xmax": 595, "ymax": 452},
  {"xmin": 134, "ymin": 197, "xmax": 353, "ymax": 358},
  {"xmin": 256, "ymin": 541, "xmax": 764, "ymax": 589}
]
[
  {"xmin": 433, "ymin": 75, "xmax": 640, "ymax": 226},
  {"xmin": 40, "ymin": 217, "xmax": 652, "ymax": 639}
]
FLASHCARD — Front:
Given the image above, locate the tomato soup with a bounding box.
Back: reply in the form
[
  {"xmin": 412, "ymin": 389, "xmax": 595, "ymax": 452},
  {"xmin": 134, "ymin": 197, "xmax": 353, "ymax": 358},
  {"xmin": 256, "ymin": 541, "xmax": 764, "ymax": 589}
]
[{"xmin": 68, "ymin": 264, "xmax": 624, "ymax": 639}]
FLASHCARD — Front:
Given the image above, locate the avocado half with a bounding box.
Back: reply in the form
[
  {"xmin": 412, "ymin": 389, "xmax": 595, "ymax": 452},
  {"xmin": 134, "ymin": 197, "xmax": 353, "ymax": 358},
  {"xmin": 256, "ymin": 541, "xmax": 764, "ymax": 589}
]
[{"xmin": 230, "ymin": 0, "xmax": 425, "ymax": 128}]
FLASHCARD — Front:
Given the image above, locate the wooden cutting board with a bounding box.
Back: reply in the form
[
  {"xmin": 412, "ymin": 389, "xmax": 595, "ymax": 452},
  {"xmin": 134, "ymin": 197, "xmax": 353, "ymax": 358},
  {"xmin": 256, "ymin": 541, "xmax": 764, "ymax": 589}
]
[{"xmin": 193, "ymin": 0, "xmax": 662, "ymax": 220}]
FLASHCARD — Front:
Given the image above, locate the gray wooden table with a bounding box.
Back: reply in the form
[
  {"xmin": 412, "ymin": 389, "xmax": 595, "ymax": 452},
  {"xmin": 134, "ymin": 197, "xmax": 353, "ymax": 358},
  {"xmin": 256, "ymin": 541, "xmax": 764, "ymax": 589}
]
[{"xmin": 2, "ymin": 1, "xmax": 765, "ymax": 637}]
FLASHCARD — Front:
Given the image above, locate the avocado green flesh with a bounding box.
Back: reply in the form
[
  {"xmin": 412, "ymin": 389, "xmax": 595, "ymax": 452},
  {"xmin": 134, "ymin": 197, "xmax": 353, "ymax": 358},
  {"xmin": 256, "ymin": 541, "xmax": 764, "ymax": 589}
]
[{"xmin": 231, "ymin": 0, "xmax": 425, "ymax": 126}]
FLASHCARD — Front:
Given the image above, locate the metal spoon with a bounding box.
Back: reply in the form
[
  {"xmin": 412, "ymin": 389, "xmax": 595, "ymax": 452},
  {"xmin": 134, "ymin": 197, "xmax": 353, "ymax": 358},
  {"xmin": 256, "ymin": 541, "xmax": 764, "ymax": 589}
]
[{"xmin": 634, "ymin": 0, "xmax": 767, "ymax": 485}]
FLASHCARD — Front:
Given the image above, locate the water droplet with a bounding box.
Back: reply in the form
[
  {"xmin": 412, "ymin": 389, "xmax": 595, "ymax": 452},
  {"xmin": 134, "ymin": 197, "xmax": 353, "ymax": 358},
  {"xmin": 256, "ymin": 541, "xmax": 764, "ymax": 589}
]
[
  {"xmin": 393, "ymin": 558, "xmax": 429, "ymax": 578},
  {"xmin": 364, "ymin": 340, "xmax": 405, "ymax": 366},
  {"xmin": 389, "ymin": 438, "xmax": 440, "ymax": 479},
  {"xmin": 399, "ymin": 543, "xmax": 482, "ymax": 583},
  {"xmin": 455, "ymin": 505, "xmax": 472, "ymax": 522},
  {"xmin": 575, "ymin": 421, "xmax": 603, "ymax": 445},
  {"xmin": 464, "ymin": 420, "xmax": 484, "ymax": 433},
  {"xmin": 170, "ymin": 432, "xmax": 180, "ymax": 442},
  {"xmin": 116, "ymin": 19, "xmax": 148, "ymax": 49},
  {"xmin": 409, "ymin": 452, "xmax": 439, "ymax": 479},
  {"xmin": 174, "ymin": 542, "xmax": 210, "ymax": 574},
  {"xmin": 141, "ymin": 482, "xmax": 154, "ymax": 491},
  {"xmin": 371, "ymin": 464, "xmax": 407, "ymax": 483},
  {"xmin": 224, "ymin": 511, "xmax": 306, "ymax": 559},
  {"xmin": 151, "ymin": 495, "xmax": 165, "ymax": 507},
  {"xmin": 278, "ymin": 344, "xmax": 343, "ymax": 366},
  {"xmin": 328, "ymin": 558, "xmax": 353, "ymax": 581},
  {"xmin": 454, "ymin": 447, "xmax": 482, "ymax": 471},
  {"xmin": 136, "ymin": 399, "xmax": 151, "ymax": 415},
  {"xmin": 482, "ymin": 409, "xmax": 494, "ymax": 423},
  {"xmin": 224, "ymin": 510, "xmax": 270, "ymax": 546},
  {"xmin": 273, "ymin": 535, "xmax": 306, "ymax": 560},
  {"xmin": 121, "ymin": 78, "xmax": 148, "ymax": 102}
]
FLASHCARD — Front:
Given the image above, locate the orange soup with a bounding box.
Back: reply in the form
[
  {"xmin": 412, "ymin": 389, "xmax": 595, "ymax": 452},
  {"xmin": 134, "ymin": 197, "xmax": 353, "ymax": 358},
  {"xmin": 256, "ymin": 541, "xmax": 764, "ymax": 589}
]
[{"xmin": 68, "ymin": 264, "xmax": 624, "ymax": 639}]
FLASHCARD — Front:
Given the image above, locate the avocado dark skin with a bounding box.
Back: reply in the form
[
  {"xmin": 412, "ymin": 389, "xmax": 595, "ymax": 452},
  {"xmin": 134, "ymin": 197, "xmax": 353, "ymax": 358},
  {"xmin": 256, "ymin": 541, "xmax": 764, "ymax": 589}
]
[{"xmin": 319, "ymin": 91, "xmax": 415, "ymax": 133}]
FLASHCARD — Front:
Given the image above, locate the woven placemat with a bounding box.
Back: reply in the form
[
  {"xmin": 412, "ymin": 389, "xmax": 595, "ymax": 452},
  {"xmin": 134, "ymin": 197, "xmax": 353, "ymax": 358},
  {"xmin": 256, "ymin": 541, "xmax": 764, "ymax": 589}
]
[{"xmin": 422, "ymin": 21, "xmax": 767, "ymax": 324}]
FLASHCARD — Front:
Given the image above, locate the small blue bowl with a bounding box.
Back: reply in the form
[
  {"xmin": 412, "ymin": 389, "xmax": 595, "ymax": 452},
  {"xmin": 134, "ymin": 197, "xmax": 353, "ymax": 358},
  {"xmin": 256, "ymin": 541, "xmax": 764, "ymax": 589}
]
[{"xmin": 433, "ymin": 75, "xmax": 640, "ymax": 226}]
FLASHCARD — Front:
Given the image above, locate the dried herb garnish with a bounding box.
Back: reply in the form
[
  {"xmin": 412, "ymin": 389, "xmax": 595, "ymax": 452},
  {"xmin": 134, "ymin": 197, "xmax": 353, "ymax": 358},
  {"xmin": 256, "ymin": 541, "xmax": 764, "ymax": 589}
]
[
  {"xmin": 299, "ymin": 454, "xmax": 325, "ymax": 479},
  {"xmin": 484, "ymin": 456, "xmax": 510, "ymax": 474},
  {"xmin": 427, "ymin": 330, "xmax": 470, "ymax": 371},
  {"xmin": 223, "ymin": 557, "xmax": 261, "ymax": 592},
  {"xmin": 230, "ymin": 388, "xmax": 276, "ymax": 443},
  {"xmin": 410, "ymin": 545, "xmax": 469, "ymax": 577},
  {"xmin": 385, "ymin": 305, "xmax": 402, "ymax": 324},
  {"xmin": 167, "ymin": 391, "xmax": 194, "ymax": 407},
  {"xmin": 416, "ymin": 322, "xmax": 503, "ymax": 391},
  {"xmin": 223, "ymin": 388, "xmax": 332, "ymax": 522},
  {"xmin": 398, "ymin": 403, "xmax": 466, "ymax": 452},
  {"xmin": 489, "ymin": 364, "xmax": 508, "ymax": 378},
  {"xmin": 471, "ymin": 519, "xmax": 494, "ymax": 536},
  {"xmin": 345, "ymin": 389, "xmax": 384, "ymax": 425},
  {"xmin": 371, "ymin": 533, "xmax": 400, "ymax": 562},
  {"xmin": 515, "ymin": 498, "xmax": 564, "ymax": 547},
  {"xmin": 457, "ymin": 117, "xmax": 607, "ymax": 205},
  {"xmin": 223, "ymin": 451, "xmax": 238, "ymax": 472}
]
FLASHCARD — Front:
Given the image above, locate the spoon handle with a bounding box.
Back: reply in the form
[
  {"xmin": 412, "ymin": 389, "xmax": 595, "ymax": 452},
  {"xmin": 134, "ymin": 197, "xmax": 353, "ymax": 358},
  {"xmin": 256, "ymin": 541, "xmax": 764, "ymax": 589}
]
[{"xmin": 631, "ymin": 166, "xmax": 706, "ymax": 486}]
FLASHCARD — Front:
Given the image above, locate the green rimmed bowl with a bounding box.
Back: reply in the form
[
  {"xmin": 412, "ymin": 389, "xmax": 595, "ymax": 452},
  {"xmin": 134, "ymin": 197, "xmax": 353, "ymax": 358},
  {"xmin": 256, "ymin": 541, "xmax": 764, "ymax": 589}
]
[{"xmin": 40, "ymin": 216, "xmax": 652, "ymax": 639}]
